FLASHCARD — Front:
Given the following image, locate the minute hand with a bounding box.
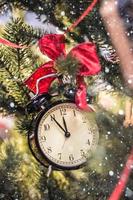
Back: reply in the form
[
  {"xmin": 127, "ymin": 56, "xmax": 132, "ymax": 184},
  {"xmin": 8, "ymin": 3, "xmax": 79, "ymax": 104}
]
[{"xmin": 51, "ymin": 116, "xmax": 66, "ymax": 133}]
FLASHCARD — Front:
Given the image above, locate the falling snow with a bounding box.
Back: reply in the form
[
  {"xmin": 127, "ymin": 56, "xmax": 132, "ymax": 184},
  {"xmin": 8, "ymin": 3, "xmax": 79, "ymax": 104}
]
[
  {"xmin": 61, "ymin": 11, "xmax": 65, "ymax": 16},
  {"xmin": 9, "ymin": 102, "xmax": 15, "ymax": 108},
  {"xmin": 109, "ymin": 171, "xmax": 114, "ymax": 176}
]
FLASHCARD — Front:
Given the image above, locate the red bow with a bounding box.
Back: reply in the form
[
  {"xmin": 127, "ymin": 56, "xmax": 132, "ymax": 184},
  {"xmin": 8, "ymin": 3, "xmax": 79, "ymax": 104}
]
[{"xmin": 24, "ymin": 34, "xmax": 101, "ymax": 110}]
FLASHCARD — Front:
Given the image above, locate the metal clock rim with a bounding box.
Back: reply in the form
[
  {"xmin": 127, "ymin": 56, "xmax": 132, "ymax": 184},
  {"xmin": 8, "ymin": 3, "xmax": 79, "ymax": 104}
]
[
  {"xmin": 34, "ymin": 99, "xmax": 89, "ymax": 170},
  {"xmin": 27, "ymin": 131, "xmax": 50, "ymax": 169},
  {"xmin": 27, "ymin": 112, "xmax": 62, "ymax": 170}
]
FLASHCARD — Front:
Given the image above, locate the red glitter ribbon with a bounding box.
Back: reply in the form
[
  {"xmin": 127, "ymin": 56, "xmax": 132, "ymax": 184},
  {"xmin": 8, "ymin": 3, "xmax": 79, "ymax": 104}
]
[
  {"xmin": 108, "ymin": 148, "xmax": 133, "ymax": 200},
  {"xmin": 0, "ymin": 0, "xmax": 98, "ymax": 48},
  {"xmin": 66, "ymin": 0, "xmax": 98, "ymax": 33}
]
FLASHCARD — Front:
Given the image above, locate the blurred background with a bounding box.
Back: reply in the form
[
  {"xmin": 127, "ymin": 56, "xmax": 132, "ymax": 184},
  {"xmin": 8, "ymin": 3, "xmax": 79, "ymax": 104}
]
[{"xmin": 0, "ymin": 1, "xmax": 133, "ymax": 200}]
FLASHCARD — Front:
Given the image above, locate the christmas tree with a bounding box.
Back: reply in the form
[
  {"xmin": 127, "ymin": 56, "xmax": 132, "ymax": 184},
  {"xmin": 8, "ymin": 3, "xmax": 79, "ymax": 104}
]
[{"xmin": 0, "ymin": 1, "xmax": 132, "ymax": 200}]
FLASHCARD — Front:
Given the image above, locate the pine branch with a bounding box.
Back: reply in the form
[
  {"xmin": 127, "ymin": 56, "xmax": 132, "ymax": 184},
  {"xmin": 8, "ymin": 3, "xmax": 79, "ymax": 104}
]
[{"xmin": 0, "ymin": 18, "xmax": 40, "ymax": 115}]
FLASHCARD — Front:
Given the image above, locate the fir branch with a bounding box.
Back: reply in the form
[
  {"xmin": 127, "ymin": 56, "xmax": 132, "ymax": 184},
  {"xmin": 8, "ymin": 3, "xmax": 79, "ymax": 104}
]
[
  {"xmin": 5, "ymin": 66, "xmax": 29, "ymax": 101},
  {"xmin": 0, "ymin": 18, "xmax": 40, "ymax": 113}
]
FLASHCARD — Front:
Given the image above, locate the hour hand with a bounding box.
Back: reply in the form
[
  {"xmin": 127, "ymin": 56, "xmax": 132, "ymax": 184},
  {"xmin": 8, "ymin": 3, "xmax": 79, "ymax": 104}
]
[{"xmin": 62, "ymin": 116, "xmax": 71, "ymax": 137}]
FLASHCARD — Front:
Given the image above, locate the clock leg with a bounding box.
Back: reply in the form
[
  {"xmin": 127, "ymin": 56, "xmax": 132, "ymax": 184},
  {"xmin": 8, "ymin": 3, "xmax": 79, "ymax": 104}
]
[{"xmin": 47, "ymin": 165, "xmax": 52, "ymax": 177}]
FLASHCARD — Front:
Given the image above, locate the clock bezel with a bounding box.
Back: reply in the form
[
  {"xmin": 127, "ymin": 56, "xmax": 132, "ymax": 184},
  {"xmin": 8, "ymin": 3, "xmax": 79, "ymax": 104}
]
[
  {"xmin": 28, "ymin": 131, "xmax": 50, "ymax": 168},
  {"xmin": 34, "ymin": 100, "xmax": 97, "ymax": 170}
]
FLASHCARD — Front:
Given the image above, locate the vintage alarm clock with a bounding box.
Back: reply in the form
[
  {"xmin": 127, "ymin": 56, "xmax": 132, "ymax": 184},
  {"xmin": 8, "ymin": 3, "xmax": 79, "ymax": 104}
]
[{"xmin": 26, "ymin": 73, "xmax": 99, "ymax": 171}]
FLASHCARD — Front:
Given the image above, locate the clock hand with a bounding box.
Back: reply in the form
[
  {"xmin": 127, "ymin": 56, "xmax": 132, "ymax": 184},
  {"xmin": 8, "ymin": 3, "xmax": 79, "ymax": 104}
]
[
  {"xmin": 62, "ymin": 116, "xmax": 68, "ymax": 132},
  {"xmin": 62, "ymin": 116, "xmax": 71, "ymax": 137},
  {"xmin": 51, "ymin": 115, "xmax": 67, "ymax": 134}
]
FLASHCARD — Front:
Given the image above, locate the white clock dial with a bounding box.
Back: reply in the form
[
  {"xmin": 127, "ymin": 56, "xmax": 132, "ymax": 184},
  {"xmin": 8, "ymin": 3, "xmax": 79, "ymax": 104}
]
[{"xmin": 36, "ymin": 102, "xmax": 99, "ymax": 169}]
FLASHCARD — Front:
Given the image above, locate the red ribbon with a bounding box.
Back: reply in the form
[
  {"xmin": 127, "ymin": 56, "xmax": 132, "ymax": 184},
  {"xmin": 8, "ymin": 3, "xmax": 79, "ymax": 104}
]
[
  {"xmin": 66, "ymin": 0, "xmax": 98, "ymax": 33},
  {"xmin": 0, "ymin": 0, "xmax": 100, "ymax": 110},
  {"xmin": 0, "ymin": 0, "xmax": 98, "ymax": 48},
  {"xmin": 108, "ymin": 148, "xmax": 133, "ymax": 200},
  {"xmin": 0, "ymin": 38, "xmax": 26, "ymax": 48},
  {"xmin": 24, "ymin": 34, "xmax": 101, "ymax": 110}
]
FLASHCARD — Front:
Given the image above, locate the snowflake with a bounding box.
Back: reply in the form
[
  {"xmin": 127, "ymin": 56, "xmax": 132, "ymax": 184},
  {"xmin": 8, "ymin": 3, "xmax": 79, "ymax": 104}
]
[
  {"xmin": 61, "ymin": 11, "xmax": 65, "ymax": 16},
  {"xmin": 109, "ymin": 171, "xmax": 114, "ymax": 176},
  {"xmin": 106, "ymin": 85, "xmax": 112, "ymax": 90},
  {"xmin": 128, "ymin": 79, "xmax": 132, "ymax": 84},
  {"xmin": 10, "ymin": 102, "xmax": 15, "ymax": 108},
  {"xmin": 105, "ymin": 67, "xmax": 110, "ymax": 73}
]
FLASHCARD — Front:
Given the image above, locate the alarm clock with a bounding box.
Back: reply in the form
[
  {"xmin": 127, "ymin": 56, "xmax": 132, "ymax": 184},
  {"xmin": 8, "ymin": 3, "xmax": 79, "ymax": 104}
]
[{"xmin": 29, "ymin": 100, "xmax": 99, "ymax": 170}]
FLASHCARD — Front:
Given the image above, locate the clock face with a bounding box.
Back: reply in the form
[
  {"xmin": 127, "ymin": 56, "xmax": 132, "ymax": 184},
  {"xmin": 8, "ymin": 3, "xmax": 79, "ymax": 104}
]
[{"xmin": 36, "ymin": 102, "xmax": 99, "ymax": 169}]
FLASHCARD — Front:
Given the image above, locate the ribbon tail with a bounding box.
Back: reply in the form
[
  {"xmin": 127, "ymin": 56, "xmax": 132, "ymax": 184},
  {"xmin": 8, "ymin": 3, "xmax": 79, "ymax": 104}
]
[
  {"xmin": 0, "ymin": 38, "xmax": 26, "ymax": 48},
  {"xmin": 108, "ymin": 148, "xmax": 133, "ymax": 200},
  {"xmin": 75, "ymin": 76, "xmax": 93, "ymax": 111},
  {"xmin": 66, "ymin": 0, "xmax": 98, "ymax": 33},
  {"xmin": 24, "ymin": 61, "xmax": 56, "ymax": 95}
]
